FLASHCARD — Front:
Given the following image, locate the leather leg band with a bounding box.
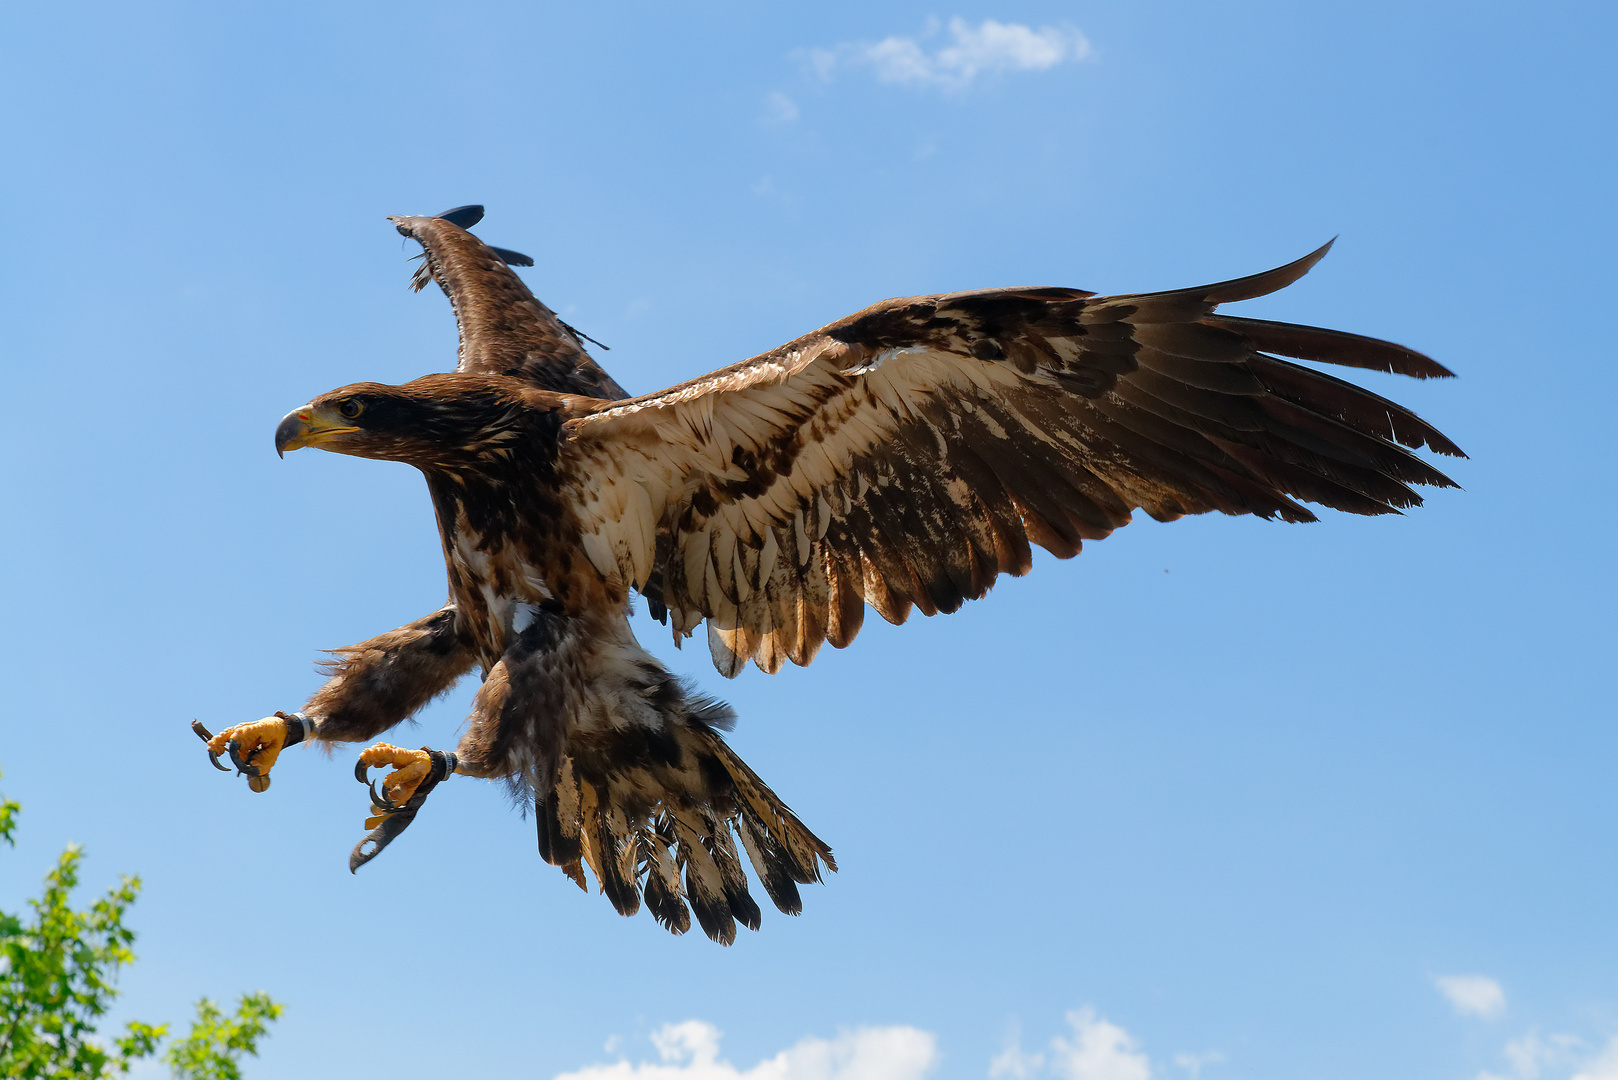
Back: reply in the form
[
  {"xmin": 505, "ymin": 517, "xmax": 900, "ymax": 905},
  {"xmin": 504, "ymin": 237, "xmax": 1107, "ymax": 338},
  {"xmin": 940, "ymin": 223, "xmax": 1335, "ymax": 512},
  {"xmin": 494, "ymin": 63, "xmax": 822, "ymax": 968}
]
[
  {"xmin": 276, "ymin": 711, "xmax": 317, "ymax": 748},
  {"xmin": 425, "ymin": 749, "xmax": 458, "ymax": 784}
]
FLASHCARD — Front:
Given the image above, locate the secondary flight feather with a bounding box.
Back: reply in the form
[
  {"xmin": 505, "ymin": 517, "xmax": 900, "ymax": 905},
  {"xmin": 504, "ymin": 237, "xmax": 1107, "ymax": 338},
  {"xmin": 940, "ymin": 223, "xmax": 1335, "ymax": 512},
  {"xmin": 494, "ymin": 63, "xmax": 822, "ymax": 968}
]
[{"xmin": 197, "ymin": 206, "xmax": 1462, "ymax": 944}]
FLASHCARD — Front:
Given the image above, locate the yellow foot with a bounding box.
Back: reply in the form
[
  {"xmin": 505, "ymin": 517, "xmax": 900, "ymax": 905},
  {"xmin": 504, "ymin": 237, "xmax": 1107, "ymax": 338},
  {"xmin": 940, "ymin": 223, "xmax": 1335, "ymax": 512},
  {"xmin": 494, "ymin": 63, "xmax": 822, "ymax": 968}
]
[
  {"xmin": 357, "ymin": 744, "xmax": 432, "ymax": 827},
  {"xmin": 349, "ymin": 745, "xmax": 457, "ymax": 872},
  {"xmin": 202, "ymin": 712, "xmax": 303, "ymax": 792}
]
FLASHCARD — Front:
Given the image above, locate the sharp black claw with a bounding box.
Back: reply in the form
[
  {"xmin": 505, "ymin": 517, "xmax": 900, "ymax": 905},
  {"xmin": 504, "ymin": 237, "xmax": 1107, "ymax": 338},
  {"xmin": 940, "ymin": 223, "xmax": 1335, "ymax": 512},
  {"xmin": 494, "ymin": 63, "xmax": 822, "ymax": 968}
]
[
  {"xmin": 192, "ymin": 721, "xmax": 231, "ymax": 772},
  {"xmin": 369, "ymin": 780, "xmax": 400, "ymax": 813},
  {"xmin": 225, "ymin": 739, "xmax": 262, "ymax": 778},
  {"xmin": 349, "ymin": 752, "xmax": 451, "ymax": 872},
  {"xmin": 356, "ymin": 759, "xmax": 402, "ymax": 811}
]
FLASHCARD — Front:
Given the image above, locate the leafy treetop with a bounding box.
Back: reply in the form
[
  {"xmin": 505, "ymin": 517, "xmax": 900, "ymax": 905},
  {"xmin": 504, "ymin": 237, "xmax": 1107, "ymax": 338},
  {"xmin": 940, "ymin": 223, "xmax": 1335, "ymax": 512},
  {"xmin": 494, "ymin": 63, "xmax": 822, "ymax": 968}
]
[{"xmin": 0, "ymin": 768, "xmax": 281, "ymax": 1079}]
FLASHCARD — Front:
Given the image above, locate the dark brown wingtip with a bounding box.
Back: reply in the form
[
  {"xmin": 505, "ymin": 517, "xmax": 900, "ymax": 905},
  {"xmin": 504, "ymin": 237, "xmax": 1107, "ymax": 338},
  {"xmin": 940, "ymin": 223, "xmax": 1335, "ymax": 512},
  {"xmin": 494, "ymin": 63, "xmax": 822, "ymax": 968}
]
[
  {"xmin": 1208, "ymin": 314, "xmax": 1459, "ymax": 381},
  {"xmin": 388, "ymin": 207, "xmax": 485, "ymax": 239},
  {"xmin": 1196, "ymin": 238, "xmax": 1337, "ymax": 305},
  {"xmin": 434, "ymin": 205, "xmax": 484, "ymax": 229},
  {"xmin": 487, "ymin": 245, "xmax": 534, "ymax": 267}
]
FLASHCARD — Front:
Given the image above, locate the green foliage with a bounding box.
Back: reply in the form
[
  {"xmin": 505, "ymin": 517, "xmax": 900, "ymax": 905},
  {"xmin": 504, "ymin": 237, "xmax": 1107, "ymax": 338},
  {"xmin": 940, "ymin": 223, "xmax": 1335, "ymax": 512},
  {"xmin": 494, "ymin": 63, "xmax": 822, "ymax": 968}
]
[
  {"xmin": 164, "ymin": 995, "xmax": 283, "ymax": 1080},
  {"xmin": 0, "ymin": 782, "xmax": 17, "ymax": 847},
  {"xmin": 0, "ymin": 768, "xmax": 281, "ymax": 1078},
  {"xmin": 0, "ymin": 840, "xmax": 157, "ymax": 1078}
]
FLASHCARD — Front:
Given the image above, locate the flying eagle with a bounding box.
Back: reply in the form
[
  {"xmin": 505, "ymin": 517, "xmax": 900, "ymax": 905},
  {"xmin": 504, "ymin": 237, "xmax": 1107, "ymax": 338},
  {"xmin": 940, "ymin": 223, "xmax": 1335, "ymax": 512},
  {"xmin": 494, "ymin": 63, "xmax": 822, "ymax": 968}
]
[{"xmin": 199, "ymin": 206, "xmax": 1461, "ymax": 944}]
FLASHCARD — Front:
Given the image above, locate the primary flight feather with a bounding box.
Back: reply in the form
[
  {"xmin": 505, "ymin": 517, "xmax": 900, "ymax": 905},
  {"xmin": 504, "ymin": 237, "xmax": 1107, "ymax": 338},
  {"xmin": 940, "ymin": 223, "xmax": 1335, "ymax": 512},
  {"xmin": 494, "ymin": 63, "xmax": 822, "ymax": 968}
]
[{"xmin": 201, "ymin": 207, "xmax": 1462, "ymax": 944}]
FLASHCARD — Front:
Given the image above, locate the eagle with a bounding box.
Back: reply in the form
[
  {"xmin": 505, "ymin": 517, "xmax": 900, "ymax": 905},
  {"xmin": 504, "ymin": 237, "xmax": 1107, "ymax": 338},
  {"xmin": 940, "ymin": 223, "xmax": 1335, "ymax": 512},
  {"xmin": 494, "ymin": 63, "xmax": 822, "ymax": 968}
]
[{"xmin": 199, "ymin": 206, "xmax": 1462, "ymax": 944}]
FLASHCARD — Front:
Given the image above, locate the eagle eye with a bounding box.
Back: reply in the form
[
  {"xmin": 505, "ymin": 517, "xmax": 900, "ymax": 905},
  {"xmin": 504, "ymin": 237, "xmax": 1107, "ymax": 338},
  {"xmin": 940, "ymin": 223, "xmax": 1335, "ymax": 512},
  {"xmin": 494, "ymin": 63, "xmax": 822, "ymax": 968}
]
[{"xmin": 336, "ymin": 398, "xmax": 364, "ymax": 420}]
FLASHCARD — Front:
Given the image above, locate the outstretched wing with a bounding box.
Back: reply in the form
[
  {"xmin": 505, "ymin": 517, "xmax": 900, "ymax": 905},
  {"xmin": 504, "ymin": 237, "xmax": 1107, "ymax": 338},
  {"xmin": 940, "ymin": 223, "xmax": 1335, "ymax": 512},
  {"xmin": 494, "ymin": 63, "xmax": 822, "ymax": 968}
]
[
  {"xmin": 390, "ymin": 209, "xmax": 628, "ymax": 400},
  {"xmin": 558, "ymin": 242, "xmax": 1463, "ymax": 677}
]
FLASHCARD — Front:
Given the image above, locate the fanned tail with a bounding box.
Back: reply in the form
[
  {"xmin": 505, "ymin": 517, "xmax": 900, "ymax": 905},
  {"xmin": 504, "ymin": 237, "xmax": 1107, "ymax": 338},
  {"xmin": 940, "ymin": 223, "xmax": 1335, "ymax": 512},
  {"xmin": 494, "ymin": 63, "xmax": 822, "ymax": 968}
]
[{"xmin": 531, "ymin": 683, "xmax": 833, "ymax": 944}]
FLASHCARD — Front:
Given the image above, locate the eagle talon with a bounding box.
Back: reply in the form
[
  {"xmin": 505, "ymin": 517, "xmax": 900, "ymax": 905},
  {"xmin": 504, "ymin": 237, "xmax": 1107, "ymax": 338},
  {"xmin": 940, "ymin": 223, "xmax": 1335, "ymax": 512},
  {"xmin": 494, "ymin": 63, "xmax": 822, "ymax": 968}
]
[
  {"xmin": 354, "ymin": 757, "xmax": 409, "ymax": 812},
  {"xmin": 353, "ymin": 743, "xmax": 437, "ymax": 807},
  {"xmin": 191, "ymin": 721, "xmax": 231, "ymax": 771},
  {"xmin": 225, "ymin": 739, "xmax": 262, "ymax": 777},
  {"xmin": 348, "ymin": 745, "xmax": 456, "ymax": 872},
  {"xmin": 368, "ymin": 780, "xmax": 403, "ymax": 813},
  {"xmin": 199, "ymin": 715, "xmax": 299, "ymax": 791}
]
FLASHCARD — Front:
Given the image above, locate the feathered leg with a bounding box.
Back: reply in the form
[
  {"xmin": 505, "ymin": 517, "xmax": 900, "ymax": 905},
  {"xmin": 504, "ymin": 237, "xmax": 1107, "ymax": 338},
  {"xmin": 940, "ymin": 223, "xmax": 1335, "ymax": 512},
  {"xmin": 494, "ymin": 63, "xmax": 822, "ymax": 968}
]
[
  {"xmin": 342, "ymin": 608, "xmax": 835, "ymax": 940},
  {"xmin": 200, "ymin": 605, "xmax": 475, "ymax": 791},
  {"xmin": 339, "ymin": 606, "xmax": 574, "ymax": 869}
]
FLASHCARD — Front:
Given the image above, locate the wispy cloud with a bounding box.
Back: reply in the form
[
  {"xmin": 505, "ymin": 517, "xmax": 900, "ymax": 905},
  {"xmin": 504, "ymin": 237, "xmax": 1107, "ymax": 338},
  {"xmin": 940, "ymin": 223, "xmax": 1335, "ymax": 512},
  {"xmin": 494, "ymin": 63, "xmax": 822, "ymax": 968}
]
[
  {"xmin": 1466, "ymin": 1021, "xmax": 1618, "ymax": 1080},
  {"xmin": 808, "ymin": 18, "xmax": 1092, "ymax": 91},
  {"xmin": 1572, "ymin": 1037, "xmax": 1618, "ymax": 1080},
  {"xmin": 992, "ymin": 1010, "xmax": 1155, "ymax": 1080},
  {"xmin": 553, "ymin": 1021, "xmax": 938, "ymax": 1080},
  {"xmin": 558, "ymin": 1000, "xmax": 1618, "ymax": 1080},
  {"xmin": 762, "ymin": 91, "xmax": 799, "ymax": 125},
  {"xmin": 1504, "ymin": 1031, "xmax": 1585, "ymax": 1080},
  {"xmin": 1429, "ymin": 975, "xmax": 1618, "ymax": 1080},
  {"xmin": 1171, "ymin": 1052, "xmax": 1224, "ymax": 1080},
  {"xmin": 1438, "ymin": 975, "xmax": 1508, "ymax": 1019},
  {"xmin": 990, "ymin": 1023, "xmax": 1043, "ymax": 1080}
]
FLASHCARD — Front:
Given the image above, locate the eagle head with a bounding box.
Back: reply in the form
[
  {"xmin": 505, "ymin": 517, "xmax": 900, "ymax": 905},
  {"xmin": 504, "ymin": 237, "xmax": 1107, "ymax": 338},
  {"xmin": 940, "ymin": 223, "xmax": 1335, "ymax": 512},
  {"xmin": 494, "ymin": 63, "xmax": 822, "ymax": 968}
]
[{"xmin": 275, "ymin": 374, "xmax": 555, "ymax": 470}]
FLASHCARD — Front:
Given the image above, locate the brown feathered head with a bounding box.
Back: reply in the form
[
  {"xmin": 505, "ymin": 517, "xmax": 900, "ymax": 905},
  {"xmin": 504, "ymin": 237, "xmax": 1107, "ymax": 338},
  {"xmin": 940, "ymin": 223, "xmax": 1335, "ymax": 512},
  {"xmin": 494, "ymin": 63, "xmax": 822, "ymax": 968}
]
[{"xmin": 274, "ymin": 373, "xmax": 554, "ymax": 470}]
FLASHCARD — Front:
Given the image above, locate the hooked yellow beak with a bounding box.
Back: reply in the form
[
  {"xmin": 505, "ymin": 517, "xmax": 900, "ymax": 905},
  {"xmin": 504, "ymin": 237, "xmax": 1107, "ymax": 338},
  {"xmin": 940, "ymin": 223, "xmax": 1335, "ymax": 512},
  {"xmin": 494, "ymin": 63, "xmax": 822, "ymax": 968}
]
[{"xmin": 274, "ymin": 406, "xmax": 359, "ymax": 457}]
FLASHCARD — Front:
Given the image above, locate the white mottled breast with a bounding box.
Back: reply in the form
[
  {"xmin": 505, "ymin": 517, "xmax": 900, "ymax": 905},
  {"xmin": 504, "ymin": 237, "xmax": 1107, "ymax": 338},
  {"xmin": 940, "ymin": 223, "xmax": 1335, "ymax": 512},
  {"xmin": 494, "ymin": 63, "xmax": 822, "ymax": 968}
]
[{"xmin": 447, "ymin": 527, "xmax": 555, "ymax": 656}]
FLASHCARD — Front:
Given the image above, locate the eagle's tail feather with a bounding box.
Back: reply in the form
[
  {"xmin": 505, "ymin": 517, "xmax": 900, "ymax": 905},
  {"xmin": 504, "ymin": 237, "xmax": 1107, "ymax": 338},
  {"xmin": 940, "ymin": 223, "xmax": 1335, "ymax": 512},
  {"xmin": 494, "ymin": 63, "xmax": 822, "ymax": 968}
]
[
  {"xmin": 537, "ymin": 699, "xmax": 833, "ymax": 943},
  {"xmin": 737, "ymin": 813, "xmax": 804, "ymax": 916},
  {"xmin": 596, "ymin": 799, "xmax": 643, "ymax": 918},
  {"xmin": 708, "ymin": 817, "xmax": 764, "ymax": 933},
  {"xmin": 673, "ymin": 808, "xmax": 740, "ymax": 944},
  {"xmin": 706, "ymin": 736, "xmax": 837, "ymax": 881},
  {"xmin": 640, "ymin": 821, "xmax": 691, "ymax": 934}
]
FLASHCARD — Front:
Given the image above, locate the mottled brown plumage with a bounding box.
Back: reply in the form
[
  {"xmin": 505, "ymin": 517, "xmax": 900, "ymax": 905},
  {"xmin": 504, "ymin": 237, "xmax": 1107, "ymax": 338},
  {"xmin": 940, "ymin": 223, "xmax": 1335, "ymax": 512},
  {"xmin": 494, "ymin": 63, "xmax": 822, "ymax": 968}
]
[
  {"xmin": 393, "ymin": 213, "xmax": 627, "ymax": 399},
  {"xmin": 213, "ymin": 208, "xmax": 1461, "ymax": 942},
  {"xmin": 561, "ymin": 242, "xmax": 1460, "ymax": 677}
]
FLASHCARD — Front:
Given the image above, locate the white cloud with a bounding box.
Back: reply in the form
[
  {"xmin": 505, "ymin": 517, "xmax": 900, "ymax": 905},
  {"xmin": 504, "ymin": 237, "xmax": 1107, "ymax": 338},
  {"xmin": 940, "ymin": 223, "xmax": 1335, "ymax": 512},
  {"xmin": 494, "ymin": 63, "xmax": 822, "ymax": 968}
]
[
  {"xmin": 1438, "ymin": 975, "xmax": 1508, "ymax": 1019},
  {"xmin": 1504, "ymin": 1031, "xmax": 1583, "ymax": 1080},
  {"xmin": 763, "ymin": 91, "xmax": 799, "ymax": 124},
  {"xmin": 1572, "ymin": 1037, "xmax": 1618, "ymax": 1080},
  {"xmin": 1470, "ymin": 1027, "xmax": 1592, "ymax": 1080},
  {"xmin": 990, "ymin": 1024, "xmax": 1044, "ymax": 1080},
  {"xmin": 562, "ymin": 1012, "xmax": 1618, "ymax": 1080},
  {"xmin": 554, "ymin": 1021, "xmax": 938, "ymax": 1080},
  {"xmin": 993, "ymin": 1010, "xmax": 1154, "ymax": 1080},
  {"xmin": 1049, "ymin": 1010, "xmax": 1152, "ymax": 1080},
  {"xmin": 808, "ymin": 18, "xmax": 1091, "ymax": 91},
  {"xmin": 1171, "ymin": 1052, "xmax": 1223, "ymax": 1080}
]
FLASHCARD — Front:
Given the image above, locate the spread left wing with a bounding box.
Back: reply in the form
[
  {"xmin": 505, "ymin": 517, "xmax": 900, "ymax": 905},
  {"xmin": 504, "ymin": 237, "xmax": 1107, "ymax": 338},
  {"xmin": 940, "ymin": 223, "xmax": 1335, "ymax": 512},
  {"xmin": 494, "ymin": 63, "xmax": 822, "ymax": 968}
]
[
  {"xmin": 390, "ymin": 209, "xmax": 628, "ymax": 400},
  {"xmin": 557, "ymin": 242, "xmax": 1463, "ymax": 677}
]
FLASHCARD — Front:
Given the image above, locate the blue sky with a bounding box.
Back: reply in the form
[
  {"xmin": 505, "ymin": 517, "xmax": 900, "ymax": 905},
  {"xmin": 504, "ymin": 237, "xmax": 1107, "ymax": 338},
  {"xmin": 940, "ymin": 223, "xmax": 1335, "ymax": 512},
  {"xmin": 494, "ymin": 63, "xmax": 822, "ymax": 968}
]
[{"xmin": 1, "ymin": 3, "xmax": 1614, "ymax": 1079}]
